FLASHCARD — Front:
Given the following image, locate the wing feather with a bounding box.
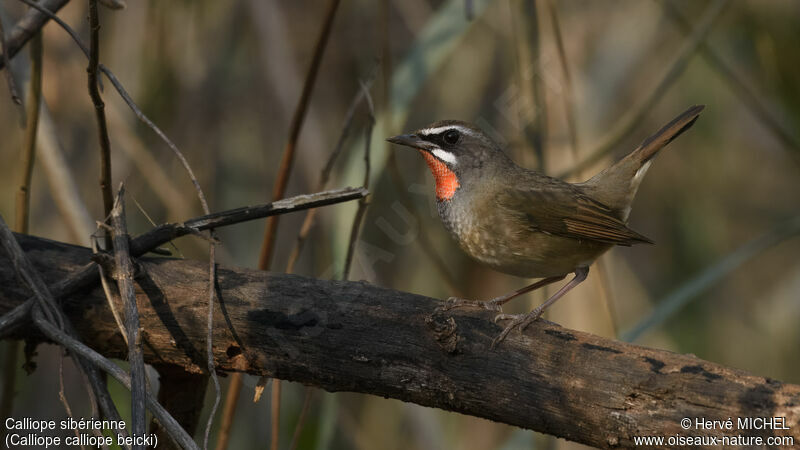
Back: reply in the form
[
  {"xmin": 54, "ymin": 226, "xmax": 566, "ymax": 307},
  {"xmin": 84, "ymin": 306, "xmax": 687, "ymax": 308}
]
[{"xmin": 498, "ymin": 184, "xmax": 653, "ymax": 246}]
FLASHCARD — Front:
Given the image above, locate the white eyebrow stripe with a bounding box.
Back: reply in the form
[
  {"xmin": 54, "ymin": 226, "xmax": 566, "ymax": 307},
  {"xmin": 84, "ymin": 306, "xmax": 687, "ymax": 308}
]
[
  {"xmin": 417, "ymin": 125, "xmax": 477, "ymax": 137},
  {"xmin": 431, "ymin": 148, "xmax": 457, "ymax": 165}
]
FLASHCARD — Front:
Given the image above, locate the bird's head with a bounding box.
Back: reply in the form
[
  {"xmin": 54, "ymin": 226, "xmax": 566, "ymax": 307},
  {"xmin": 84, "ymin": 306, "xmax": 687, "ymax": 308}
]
[{"xmin": 387, "ymin": 120, "xmax": 506, "ymax": 201}]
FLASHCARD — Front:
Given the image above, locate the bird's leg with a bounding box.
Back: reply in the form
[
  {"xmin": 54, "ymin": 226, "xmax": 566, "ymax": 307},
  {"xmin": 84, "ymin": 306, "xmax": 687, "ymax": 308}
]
[
  {"xmin": 441, "ymin": 275, "xmax": 566, "ymax": 312},
  {"xmin": 492, "ymin": 267, "xmax": 589, "ymax": 348}
]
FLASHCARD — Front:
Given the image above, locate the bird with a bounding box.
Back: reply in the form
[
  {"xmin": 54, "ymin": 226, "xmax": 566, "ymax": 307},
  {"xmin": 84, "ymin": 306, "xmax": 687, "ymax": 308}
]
[{"xmin": 387, "ymin": 105, "xmax": 704, "ymax": 347}]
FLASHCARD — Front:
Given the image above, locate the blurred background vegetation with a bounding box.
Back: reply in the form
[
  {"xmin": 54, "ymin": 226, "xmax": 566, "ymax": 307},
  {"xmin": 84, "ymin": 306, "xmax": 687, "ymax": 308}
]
[{"xmin": 0, "ymin": 0, "xmax": 798, "ymax": 449}]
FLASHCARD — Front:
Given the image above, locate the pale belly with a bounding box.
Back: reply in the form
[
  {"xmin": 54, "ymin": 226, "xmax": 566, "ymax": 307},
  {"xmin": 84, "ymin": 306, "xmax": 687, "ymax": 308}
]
[
  {"xmin": 457, "ymin": 229, "xmax": 611, "ymax": 278},
  {"xmin": 438, "ymin": 199, "xmax": 611, "ymax": 278}
]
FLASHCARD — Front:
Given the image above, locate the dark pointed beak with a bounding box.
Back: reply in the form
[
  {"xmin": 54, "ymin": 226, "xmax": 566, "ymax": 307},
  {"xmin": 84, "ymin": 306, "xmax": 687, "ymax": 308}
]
[
  {"xmin": 387, "ymin": 133, "xmax": 422, "ymax": 147},
  {"xmin": 386, "ymin": 134, "xmax": 437, "ymax": 151}
]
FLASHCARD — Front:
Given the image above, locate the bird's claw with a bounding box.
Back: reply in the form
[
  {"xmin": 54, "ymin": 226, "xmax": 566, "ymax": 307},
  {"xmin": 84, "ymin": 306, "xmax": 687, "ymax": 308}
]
[
  {"xmin": 493, "ymin": 313, "xmax": 519, "ymax": 323},
  {"xmin": 490, "ymin": 311, "xmax": 544, "ymax": 348}
]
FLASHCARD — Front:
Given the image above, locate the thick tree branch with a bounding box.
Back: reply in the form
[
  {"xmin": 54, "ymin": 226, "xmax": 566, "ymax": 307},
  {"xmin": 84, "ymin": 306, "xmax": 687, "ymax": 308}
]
[{"xmin": 1, "ymin": 233, "xmax": 797, "ymax": 449}]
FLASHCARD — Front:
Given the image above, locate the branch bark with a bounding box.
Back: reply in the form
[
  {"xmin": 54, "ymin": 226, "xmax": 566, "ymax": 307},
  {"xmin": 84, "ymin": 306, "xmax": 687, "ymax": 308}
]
[{"xmin": 1, "ymin": 233, "xmax": 797, "ymax": 448}]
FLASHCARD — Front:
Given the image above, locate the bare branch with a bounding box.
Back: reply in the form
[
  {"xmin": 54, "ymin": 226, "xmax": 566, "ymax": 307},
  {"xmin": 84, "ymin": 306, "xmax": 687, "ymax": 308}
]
[
  {"xmin": 31, "ymin": 307, "xmax": 197, "ymax": 450},
  {"xmin": 110, "ymin": 186, "xmax": 147, "ymax": 446},
  {"xmin": 202, "ymin": 234, "xmax": 220, "ymax": 450},
  {"xmin": 0, "ymin": 187, "xmax": 366, "ymax": 338},
  {"xmin": 257, "ymin": 0, "xmax": 342, "ymax": 270},
  {"xmin": 87, "ymin": 0, "xmax": 114, "ymax": 249},
  {"xmin": 284, "ymin": 67, "xmax": 377, "ymax": 274},
  {"xmin": 0, "ymin": 213, "xmax": 131, "ymax": 447},
  {"xmin": 2, "ymin": 233, "xmax": 797, "ymax": 449},
  {"xmin": 0, "ymin": 0, "xmax": 68, "ymax": 71},
  {"xmin": 14, "ymin": 0, "xmax": 211, "ymax": 216}
]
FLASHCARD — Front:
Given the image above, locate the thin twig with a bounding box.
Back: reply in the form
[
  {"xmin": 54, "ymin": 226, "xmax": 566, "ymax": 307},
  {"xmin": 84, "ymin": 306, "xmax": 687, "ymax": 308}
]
[
  {"xmin": 0, "ymin": 15, "xmax": 22, "ymax": 105},
  {"xmin": 285, "ymin": 68, "xmax": 378, "ymax": 274},
  {"xmin": 342, "ymin": 84, "xmax": 375, "ymax": 280},
  {"xmin": 57, "ymin": 356, "xmax": 84, "ymax": 447},
  {"xmin": 1, "ymin": 13, "xmax": 43, "ymax": 433},
  {"xmin": 269, "ymin": 384, "xmax": 281, "ymax": 450},
  {"xmin": 15, "ymin": 19, "xmax": 42, "ymax": 234},
  {"xmin": 0, "ymin": 213, "xmax": 132, "ymax": 448},
  {"xmin": 257, "ymin": 0, "xmax": 342, "ymax": 270},
  {"xmin": 130, "ymin": 194, "xmax": 183, "ymax": 258},
  {"xmin": 87, "ymin": 0, "xmax": 114, "ymax": 249},
  {"xmin": 0, "ymin": 214, "xmax": 62, "ymax": 329},
  {"xmin": 203, "ymin": 231, "xmax": 221, "ymax": 450},
  {"xmin": 213, "ymin": 375, "xmax": 242, "ymax": 450},
  {"xmin": 101, "ymin": 65, "xmax": 211, "ymax": 214},
  {"xmin": 287, "ymin": 389, "xmax": 314, "ymax": 450},
  {"xmin": 558, "ymin": 0, "xmax": 730, "ymax": 179},
  {"xmin": 108, "ymin": 106, "xmax": 195, "ymax": 220},
  {"xmin": 93, "ymin": 237, "xmax": 128, "ymax": 345},
  {"xmin": 133, "ymin": 187, "xmax": 367, "ymax": 258},
  {"xmin": 32, "ymin": 307, "xmax": 198, "ymax": 450},
  {"xmin": 0, "ymin": 187, "xmax": 367, "ymax": 339},
  {"xmin": 0, "ymin": 0, "xmax": 69, "ymax": 70},
  {"xmin": 72, "ymin": 351, "xmax": 108, "ymax": 449},
  {"xmin": 109, "ymin": 186, "xmax": 147, "ymax": 446}
]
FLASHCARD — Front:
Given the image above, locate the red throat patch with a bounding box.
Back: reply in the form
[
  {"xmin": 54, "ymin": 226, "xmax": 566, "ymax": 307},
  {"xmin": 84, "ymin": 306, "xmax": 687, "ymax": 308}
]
[{"xmin": 419, "ymin": 150, "xmax": 459, "ymax": 201}]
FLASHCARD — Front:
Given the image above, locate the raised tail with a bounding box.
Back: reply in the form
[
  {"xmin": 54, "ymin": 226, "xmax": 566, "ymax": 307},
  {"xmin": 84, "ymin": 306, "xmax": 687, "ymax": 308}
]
[{"xmin": 579, "ymin": 105, "xmax": 704, "ymax": 220}]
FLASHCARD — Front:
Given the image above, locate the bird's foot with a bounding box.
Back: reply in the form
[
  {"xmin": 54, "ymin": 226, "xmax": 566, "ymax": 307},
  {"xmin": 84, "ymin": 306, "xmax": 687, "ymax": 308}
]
[
  {"xmin": 490, "ymin": 308, "xmax": 545, "ymax": 348},
  {"xmin": 439, "ymin": 296, "xmax": 504, "ymax": 313}
]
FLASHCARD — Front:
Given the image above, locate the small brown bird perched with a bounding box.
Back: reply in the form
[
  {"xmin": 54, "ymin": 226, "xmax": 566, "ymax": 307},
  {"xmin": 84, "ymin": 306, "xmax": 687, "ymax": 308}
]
[{"xmin": 387, "ymin": 105, "xmax": 704, "ymax": 347}]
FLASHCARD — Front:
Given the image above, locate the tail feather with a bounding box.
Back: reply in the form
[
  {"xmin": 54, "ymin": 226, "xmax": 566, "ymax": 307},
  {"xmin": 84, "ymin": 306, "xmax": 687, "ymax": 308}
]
[
  {"xmin": 635, "ymin": 104, "xmax": 704, "ymax": 164},
  {"xmin": 580, "ymin": 105, "xmax": 704, "ymax": 220}
]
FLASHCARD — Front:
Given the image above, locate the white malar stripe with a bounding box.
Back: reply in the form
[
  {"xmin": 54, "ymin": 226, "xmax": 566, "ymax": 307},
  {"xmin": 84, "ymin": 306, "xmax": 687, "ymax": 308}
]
[
  {"xmin": 417, "ymin": 124, "xmax": 477, "ymax": 138},
  {"xmin": 431, "ymin": 148, "xmax": 457, "ymax": 165}
]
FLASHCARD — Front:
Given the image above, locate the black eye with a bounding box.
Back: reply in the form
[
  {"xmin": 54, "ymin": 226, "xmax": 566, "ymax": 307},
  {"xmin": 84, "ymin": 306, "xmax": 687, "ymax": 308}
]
[{"xmin": 443, "ymin": 129, "xmax": 460, "ymax": 145}]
